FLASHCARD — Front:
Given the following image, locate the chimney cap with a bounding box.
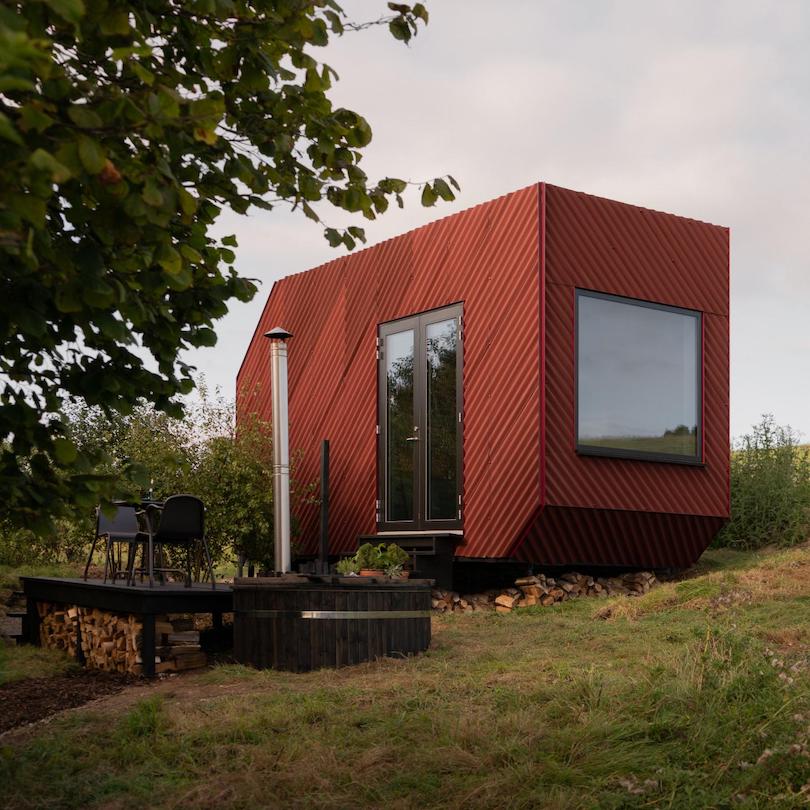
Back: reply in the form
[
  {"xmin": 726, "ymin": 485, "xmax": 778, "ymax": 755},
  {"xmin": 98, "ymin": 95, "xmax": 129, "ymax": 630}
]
[{"xmin": 263, "ymin": 326, "xmax": 293, "ymax": 341}]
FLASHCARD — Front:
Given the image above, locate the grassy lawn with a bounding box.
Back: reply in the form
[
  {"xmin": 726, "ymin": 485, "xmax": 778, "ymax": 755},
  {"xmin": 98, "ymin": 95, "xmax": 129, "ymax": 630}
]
[{"xmin": 0, "ymin": 547, "xmax": 808, "ymax": 809}]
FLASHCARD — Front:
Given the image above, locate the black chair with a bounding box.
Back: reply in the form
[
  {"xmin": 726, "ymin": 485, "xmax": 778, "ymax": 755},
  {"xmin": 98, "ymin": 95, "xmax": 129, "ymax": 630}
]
[
  {"xmin": 128, "ymin": 495, "xmax": 216, "ymax": 589},
  {"xmin": 83, "ymin": 505, "xmax": 140, "ymax": 583}
]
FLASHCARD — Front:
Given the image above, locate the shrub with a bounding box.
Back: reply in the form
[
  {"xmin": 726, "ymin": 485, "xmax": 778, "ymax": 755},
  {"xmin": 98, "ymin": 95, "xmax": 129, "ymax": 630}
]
[
  {"xmin": 715, "ymin": 415, "xmax": 810, "ymax": 550},
  {"xmin": 0, "ymin": 382, "xmax": 314, "ymax": 571}
]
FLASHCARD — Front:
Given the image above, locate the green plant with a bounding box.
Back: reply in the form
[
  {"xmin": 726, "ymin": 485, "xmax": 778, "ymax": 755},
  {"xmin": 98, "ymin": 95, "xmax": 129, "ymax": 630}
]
[
  {"xmin": 715, "ymin": 414, "xmax": 810, "ymax": 550},
  {"xmin": 354, "ymin": 543, "xmax": 384, "ymax": 571},
  {"xmin": 335, "ymin": 557, "xmax": 359, "ymax": 575},
  {"xmin": 0, "ymin": 0, "xmax": 455, "ymax": 533},
  {"xmin": 345, "ymin": 542, "xmax": 409, "ymax": 574},
  {"xmin": 0, "ymin": 382, "xmax": 314, "ymax": 570},
  {"xmin": 381, "ymin": 543, "xmax": 409, "ymax": 575}
]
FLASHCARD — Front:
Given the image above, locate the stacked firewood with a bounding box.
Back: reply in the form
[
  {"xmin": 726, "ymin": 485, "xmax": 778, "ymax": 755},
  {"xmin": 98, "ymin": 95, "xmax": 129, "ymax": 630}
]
[
  {"xmin": 155, "ymin": 615, "xmax": 207, "ymax": 674},
  {"xmin": 431, "ymin": 571, "xmax": 657, "ymax": 613},
  {"xmin": 36, "ymin": 601, "xmax": 207, "ymax": 675}
]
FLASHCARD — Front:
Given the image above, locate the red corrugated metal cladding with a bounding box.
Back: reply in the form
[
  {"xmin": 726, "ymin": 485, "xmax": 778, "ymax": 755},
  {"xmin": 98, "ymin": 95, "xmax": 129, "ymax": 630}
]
[
  {"xmin": 238, "ymin": 182, "xmax": 730, "ymax": 570},
  {"xmin": 511, "ymin": 186, "xmax": 729, "ymax": 569},
  {"xmin": 238, "ymin": 186, "xmax": 542, "ymax": 560}
]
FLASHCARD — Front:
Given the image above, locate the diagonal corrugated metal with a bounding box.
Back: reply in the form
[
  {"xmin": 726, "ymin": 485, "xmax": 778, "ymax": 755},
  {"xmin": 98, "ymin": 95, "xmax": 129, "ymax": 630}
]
[
  {"xmin": 238, "ymin": 181, "xmax": 730, "ymax": 570},
  {"xmin": 238, "ymin": 185, "xmax": 542, "ymax": 559},
  {"xmin": 512, "ymin": 505, "xmax": 727, "ymax": 569},
  {"xmin": 506, "ymin": 184, "xmax": 729, "ymax": 567}
]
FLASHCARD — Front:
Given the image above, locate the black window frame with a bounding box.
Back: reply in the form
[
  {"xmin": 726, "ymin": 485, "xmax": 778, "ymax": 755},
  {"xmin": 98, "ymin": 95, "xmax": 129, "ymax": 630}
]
[
  {"xmin": 574, "ymin": 288, "xmax": 703, "ymax": 466},
  {"xmin": 376, "ymin": 302, "xmax": 464, "ymax": 532}
]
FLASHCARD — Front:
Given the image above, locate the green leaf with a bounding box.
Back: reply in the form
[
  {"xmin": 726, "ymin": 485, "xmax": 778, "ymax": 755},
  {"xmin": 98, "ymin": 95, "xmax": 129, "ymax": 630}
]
[
  {"xmin": 0, "ymin": 112, "xmax": 22, "ymax": 145},
  {"xmin": 180, "ymin": 244, "xmax": 202, "ymax": 263},
  {"xmin": 52, "ymin": 438, "xmax": 78, "ymax": 465},
  {"xmin": 156, "ymin": 244, "xmax": 182, "ymax": 275},
  {"xmin": 324, "ymin": 228, "xmax": 342, "ymax": 248},
  {"xmin": 20, "ymin": 104, "xmax": 55, "ymax": 133},
  {"xmin": 130, "ymin": 61, "xmax": 154, "ymax": 86},
  {"xmin": 100, "ymin": 10, "xmax": 130, "ymax": 35},
  {"xmin": 193, "ymin": 327, "xmax": 217, "ymax": 347},
  {"xmin": 448, "ymin": 175, "xmax": 460, "ymax": 191},
  {"xmin": 0, "ymin": 76, "xmax": 35, "ymax": 92},
  {"xmin": 68, "ymin": 105, "xmax": 103, "ymax": 128},
  {"xmin": 44, "ymin": 0, "xmax": 85, "ymax": 24},
  {"xmin": 77, "ymin": 135, "xmax": 106, "ymax": 173},
  {"xmin": 347, "ymin": 117, "xmax": 372, "ymax": 148},
  {"xmin": 142, "ymin": 179, "xmax": 163, "ymax": 207},
  {"xmin": 55, "ymin": 286, "xmax": 83, "ymax": 313},
  {"xmin": 178, "ymin": 188, "xmax": 198, "ymax": 216},
  {"xmin": 413, "ymin": 3, "xmax": 429, "ymax": 22},
  {"xmin": 421, "ymin": 183, "xmax": 438, "ymax": 207},
  {"xmin": 388, "ymin": 16, "xmax": 412, "ymax": 42},
  {"xmin": 193, "ymin": 128, "xmax": 218, "ymax": 145},
  {"xmin": 14, "ymin": 194, "xmax": 47, "ymax": 227},
  {"xmin": 29, "ymin": 148, "xmax": 72, "ymax": 183},
  {"xmin": 433, "ymin": 178, "xmax": 455, "ymax": 202}
]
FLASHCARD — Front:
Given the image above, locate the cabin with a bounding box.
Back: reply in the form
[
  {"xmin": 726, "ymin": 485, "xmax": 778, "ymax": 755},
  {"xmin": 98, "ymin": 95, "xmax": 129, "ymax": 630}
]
[{"xmin": 237, "ymin": 183, "xmax": 729, "ymax": 587}]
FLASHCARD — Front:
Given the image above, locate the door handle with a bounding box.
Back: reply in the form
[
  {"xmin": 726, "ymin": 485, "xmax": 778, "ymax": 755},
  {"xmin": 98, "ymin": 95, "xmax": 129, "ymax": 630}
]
[{"xmin": 405, "ymin": 436, "xmax": 420, "ymax": 442}]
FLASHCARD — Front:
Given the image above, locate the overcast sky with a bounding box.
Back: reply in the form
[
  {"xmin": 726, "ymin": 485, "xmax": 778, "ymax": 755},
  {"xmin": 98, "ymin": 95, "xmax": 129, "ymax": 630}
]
[{"xmin": 185, "ymin": 0, "xmax": 810, "ymax": 441}]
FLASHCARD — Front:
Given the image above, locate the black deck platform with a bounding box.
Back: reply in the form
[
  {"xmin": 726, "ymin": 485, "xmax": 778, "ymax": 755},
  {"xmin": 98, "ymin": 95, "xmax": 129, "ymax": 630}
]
[{"xmin": 21, "ymin": 577, "xmax": 233, "ymax": 677}]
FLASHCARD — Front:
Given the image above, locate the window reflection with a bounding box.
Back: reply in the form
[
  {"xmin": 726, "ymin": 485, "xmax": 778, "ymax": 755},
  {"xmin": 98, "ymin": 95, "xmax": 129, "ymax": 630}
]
[
  {"xmin": 577, "ymin": 291, "xmax": 700, "ymax": 460},
  {"xmin": 426, "ymin": 319, "xmax": 457, "ymax": 520},
  {"xmin": 386, "ymin": 330, "xmax": 414, "ymax": 520}
]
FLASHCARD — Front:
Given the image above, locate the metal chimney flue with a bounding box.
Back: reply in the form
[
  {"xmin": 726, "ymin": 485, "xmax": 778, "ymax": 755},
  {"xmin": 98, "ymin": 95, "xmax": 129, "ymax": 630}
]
[{"xmin": 264, "ymin": 327, "xmax": 293, "ymax": 574}]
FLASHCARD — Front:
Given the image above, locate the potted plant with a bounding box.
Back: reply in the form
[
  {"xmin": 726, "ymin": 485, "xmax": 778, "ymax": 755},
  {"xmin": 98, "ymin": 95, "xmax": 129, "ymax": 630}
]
[
  {"xmin": 339, "ymin": 542, "xmax": 411, "ymax": 578},
  {"xmin": 381, "ymin": 543, "xmax": 410, "ymax": 579},
  {"xmin": 335, "ymin": 556, "xmax": 360, "ymax": 576},
  {"xmin": 355, "ymin": 542, "xmax": 385, "ymax": 576}
]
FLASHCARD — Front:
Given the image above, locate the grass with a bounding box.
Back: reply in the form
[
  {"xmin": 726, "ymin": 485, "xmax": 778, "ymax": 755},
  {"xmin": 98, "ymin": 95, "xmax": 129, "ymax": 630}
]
[
  {"xmin": 580, "ymin": 433, "xmax": 697, "ymax": 456},
  {"xmin": 0, "ymin": 564, "xmax": 82, "ymax": 685},
  {"xmin": 0, "ymin": 547, "xmax": 808, "ymax": 808},
  {"xmin": 0, "ymin": 644, "xmax": 79, "ymax": 685},
  {"xmin": 0, "ymin": 562, "xmax": 81, "ymax": 591}
]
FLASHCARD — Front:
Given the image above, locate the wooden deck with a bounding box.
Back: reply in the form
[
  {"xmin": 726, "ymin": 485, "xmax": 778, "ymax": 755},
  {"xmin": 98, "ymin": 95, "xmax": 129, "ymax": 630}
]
[{"xmin": 21, "ymin": 577, "xmax": 233, "ymax": 677}]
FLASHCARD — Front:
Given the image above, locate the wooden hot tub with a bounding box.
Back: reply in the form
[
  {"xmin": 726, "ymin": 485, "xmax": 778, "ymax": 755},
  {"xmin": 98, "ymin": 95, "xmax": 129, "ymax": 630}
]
[{"xmin": 233, "ymin": 576, "xmax": 431, "ymax": 672}]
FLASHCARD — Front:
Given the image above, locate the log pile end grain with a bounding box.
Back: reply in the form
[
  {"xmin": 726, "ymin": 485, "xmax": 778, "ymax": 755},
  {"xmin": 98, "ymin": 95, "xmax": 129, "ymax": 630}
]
[
  {"xmin": 432, "ymin": 571, "xmax": 657, "ymax": 614},
  {"xmin": 37, "ymin": 602, "xmax": 207, "ymax": 675}
]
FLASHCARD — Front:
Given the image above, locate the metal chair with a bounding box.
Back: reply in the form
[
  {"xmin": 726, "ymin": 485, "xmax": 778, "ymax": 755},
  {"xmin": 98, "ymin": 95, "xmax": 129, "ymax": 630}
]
[
  {"xmin": 83, "ymin": 505, "xmax": 140, "ymax": 582},
  {"xmin": 129, "ymin": 495, "xmax": 216, "ymax": 589}
]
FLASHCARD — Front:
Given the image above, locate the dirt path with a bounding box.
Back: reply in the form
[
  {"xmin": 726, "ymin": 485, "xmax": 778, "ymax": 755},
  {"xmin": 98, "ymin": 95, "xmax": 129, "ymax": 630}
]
[{"xmin": 0, "ymin": 667, "xmax": 276, "ymax": 747}]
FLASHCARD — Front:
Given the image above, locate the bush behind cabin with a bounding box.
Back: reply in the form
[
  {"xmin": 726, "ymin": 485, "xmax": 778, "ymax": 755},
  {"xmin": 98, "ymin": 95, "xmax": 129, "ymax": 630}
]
[
  {"xmin": 0, "ymin": 388, "xmax": 311, "ymax": 571},
  {"xmin": 2, "ymin": 413, "xmax": 807, "ymax": 568},
  {"xmin": 714, "ymin": 414, "xmax": 810, "ymax": 550}
]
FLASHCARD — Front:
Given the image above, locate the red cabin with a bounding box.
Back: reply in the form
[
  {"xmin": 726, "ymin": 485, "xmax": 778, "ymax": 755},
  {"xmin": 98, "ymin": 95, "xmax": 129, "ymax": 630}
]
[{"xmin": 237, "ymin": 183, "xmax": 729, "ymax": 586}]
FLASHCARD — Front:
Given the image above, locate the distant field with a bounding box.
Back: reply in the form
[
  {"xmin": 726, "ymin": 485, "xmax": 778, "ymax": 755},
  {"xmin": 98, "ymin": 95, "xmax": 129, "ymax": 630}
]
[
  {"xmin": 581, "ymin": 433, "xmax": 697, "ymax": 456},
  {"xmin": 1, "ymin": 545, "xmax": 808, "ymax": 808}
]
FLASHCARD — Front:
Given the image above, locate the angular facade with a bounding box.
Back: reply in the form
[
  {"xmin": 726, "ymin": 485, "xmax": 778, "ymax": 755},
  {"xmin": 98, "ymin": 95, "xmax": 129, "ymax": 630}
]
[{"xmin": 237, "ymin": 183, "xmax": 729, "ymax": 571}]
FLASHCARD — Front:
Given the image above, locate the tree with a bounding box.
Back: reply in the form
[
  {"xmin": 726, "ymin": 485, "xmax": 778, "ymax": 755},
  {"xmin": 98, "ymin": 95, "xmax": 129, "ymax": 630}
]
[
  {"xmin": 0, "ymin": 1, "xmax": 457, "ymax": 532},
  {"xmin": 0, "ymin": 387, "xmax": 299, "ymax": 569}
]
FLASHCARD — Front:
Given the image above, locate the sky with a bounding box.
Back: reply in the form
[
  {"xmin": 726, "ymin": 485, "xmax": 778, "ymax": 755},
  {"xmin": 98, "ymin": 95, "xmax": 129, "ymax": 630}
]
[{"xmin": 184, "ymin": 0, "xmax": 810, "ymax": 441}]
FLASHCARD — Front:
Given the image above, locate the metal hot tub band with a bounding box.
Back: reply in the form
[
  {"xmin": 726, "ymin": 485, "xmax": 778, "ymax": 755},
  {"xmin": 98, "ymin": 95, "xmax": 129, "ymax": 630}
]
[{"xmin": 235, "ymin": 609, "xmax": 431, "ymax": 620}]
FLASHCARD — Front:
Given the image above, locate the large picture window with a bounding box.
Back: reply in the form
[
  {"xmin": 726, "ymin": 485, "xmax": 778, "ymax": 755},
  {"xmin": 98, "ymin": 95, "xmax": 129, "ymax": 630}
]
[{"xmin": 576, "ymin": 289, "xmax": 702, "ymax": 463}]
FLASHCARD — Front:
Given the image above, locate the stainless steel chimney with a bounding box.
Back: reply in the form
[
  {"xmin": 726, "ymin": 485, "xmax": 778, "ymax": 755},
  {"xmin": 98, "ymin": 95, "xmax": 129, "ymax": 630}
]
[{"xmin": 264, "ymin": 327, "xmax": 293, "ymax": 574}]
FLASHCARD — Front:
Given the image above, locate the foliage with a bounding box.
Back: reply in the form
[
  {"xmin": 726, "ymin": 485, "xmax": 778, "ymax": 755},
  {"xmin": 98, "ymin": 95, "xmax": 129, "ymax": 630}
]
[
  {"xmin": 2, "ymin": 545, "xmax": 809, "ymax": 808},
  {"xmin": 334, "ymin": 556, "xmax": 359, "ymax": 575},
  {"xmin": 0, "ymin": 384, "xmax": 303, "ymax": 568},
  {"xmin": 350, "ymin": 541, "xmax": 409, "ymax": 574},
  {"xmin": 0, "ymin": 0, "xmax": 456, "ymax": 533},
  {"xmin": 715, "ymin": 415, "xmax": 810, "ymax": 550}
]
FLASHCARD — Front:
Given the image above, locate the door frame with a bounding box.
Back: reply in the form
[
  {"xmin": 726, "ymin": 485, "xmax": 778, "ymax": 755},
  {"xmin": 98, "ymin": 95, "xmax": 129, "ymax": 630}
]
[{"xmin": 376, "ymin": 303, "xmax": 464, "ymax": 533}]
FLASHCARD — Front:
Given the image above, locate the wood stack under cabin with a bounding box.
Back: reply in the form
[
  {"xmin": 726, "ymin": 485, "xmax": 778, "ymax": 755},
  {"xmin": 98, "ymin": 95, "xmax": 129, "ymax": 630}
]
[
  {"xmin": 36, "ymin": 602, "xmax": 207, "ymax": 675},
  {"xmin": 431, "ymin": 570, "xmax": 658, "ymax": 613}
]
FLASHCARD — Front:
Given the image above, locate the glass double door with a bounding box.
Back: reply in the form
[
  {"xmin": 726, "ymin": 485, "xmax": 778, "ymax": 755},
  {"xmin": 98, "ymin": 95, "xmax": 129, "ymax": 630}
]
[{"xmin": 378, "ymin": 304, "xmax": 463, "ymax": 532}]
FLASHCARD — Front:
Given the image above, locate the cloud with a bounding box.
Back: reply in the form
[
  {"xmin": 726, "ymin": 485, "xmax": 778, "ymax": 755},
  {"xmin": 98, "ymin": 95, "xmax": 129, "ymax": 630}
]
[{"xmin": 188, "ymin": 0, "xmax": 810, "ymax": 437}]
